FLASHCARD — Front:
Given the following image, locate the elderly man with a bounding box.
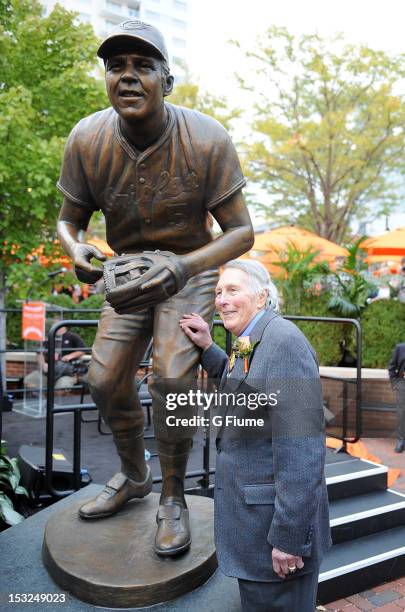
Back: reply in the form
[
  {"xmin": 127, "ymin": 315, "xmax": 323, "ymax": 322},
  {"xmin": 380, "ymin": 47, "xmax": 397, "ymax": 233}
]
[
  {"xmin": 56, "ymin": 20, "xmax": 253, "ymax": 556},
  {"xmin": 180, "ymin": 260, "xmax": 331, "ymax": 612},
  {"xmin": 388, "ymin": 341, "xmax": 405, "ymax": 452}
]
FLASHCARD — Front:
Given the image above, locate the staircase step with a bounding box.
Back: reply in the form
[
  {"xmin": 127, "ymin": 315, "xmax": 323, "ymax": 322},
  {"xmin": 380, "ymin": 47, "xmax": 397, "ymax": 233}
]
[
  {"xmin": 330, "ymin": 489, "xmax": 405, "ymax": 543},
  {"xmin": 318, "ymin": 526, "xmax": 405, "ymax": 603},
  {"xmin": 325, "ymin": 458, "xmax": 387, "ymax": 500}
]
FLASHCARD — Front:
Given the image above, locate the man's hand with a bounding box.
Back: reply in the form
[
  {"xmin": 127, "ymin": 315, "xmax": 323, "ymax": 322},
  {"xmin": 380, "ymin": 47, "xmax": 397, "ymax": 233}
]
[
  {"xmin": 180, "ymin": 313, "xmax": 213, "ymax": 351},
  {"xmin": 271, "ymin": 548, "xmax": 304, "ymax": 579},
  {"xmin": 71, "ymin": 243, "xmax": 106, "ymax": 284},
  {"xmin": 61, "ymin": 351, "xmax": 84, "ymax": 362}
]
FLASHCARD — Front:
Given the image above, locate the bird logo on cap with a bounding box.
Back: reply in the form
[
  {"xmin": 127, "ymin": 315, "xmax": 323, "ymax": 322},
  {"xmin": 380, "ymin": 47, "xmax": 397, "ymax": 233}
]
[{"xmin": 120, "ymin": 20, "xmax": 151, "ymax": 31}]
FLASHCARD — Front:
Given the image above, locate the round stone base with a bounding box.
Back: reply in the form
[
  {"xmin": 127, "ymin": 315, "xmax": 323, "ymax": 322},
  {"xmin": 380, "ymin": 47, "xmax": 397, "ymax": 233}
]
[{"xmin": 42, "ymin": 491, "xmax": 217, "ymax": 608}]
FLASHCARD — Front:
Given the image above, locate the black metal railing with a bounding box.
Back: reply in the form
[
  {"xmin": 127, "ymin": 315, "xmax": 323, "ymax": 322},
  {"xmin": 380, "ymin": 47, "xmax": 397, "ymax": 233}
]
[
  {"xmin": 2, "ymin": 309, "xmax": 361, "ymax": 497},
  {"xmin": 284, "ymin": 316, "xmax": 362, "ymax": 448}
]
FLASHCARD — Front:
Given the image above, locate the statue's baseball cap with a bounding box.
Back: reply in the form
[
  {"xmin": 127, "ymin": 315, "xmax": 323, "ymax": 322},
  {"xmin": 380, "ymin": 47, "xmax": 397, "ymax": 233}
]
[{"xmin": 97, "ymin": 20, "xmax": 169, "ymax": 64}]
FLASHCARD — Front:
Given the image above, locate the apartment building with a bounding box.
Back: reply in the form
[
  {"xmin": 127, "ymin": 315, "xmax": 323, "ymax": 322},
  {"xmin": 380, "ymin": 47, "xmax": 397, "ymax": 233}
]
[{"xmin": 41, "ymin": 0, "xmax": 190, "ymax": 78}]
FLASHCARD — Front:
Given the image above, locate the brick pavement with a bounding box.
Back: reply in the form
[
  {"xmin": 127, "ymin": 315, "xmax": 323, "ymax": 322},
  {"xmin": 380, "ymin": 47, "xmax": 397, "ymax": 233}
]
[{"xmin": 321, "ymin": 438, "xmax": 405, "ymax": 611}]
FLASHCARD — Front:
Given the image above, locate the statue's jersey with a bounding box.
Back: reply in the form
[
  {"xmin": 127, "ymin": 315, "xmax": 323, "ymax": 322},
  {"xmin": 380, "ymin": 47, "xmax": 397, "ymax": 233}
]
[{"xmin": 57, "ymin": 103, "xmax": 246, "ymax": 255}]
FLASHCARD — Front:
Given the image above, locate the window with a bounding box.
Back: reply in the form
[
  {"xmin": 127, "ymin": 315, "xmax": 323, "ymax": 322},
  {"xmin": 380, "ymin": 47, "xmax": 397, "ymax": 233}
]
[
  {"xmin": 106, "ymin": 0, "xmax": 121, "ymax": 12},
  {"xmin": 145, "ymin": 10, "xmax": 160, "ymax": 21},
  {"xmin": 171, "ymin": 17, "xmax": 186, "ymax": 29},
  {"xmin": 173, "ymin": 37, "xmax": 186, "ymax": 48},
  {"xmin": 174, "ymin": 0, "xmax": 186, "ymax": 12},
  {"xmin": 128, "ymin": 7, "xmax": 139, "ymax": 17}
]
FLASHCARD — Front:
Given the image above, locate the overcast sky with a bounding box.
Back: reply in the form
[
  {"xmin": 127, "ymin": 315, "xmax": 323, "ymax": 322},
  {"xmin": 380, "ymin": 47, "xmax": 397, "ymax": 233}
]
[
  {"xmin": 187, "ymin": 0, "xmax": 405, "ymax": 232},
  {"xmin": 188, "ymin": 0, "xmax": 405, "ymax": 93}
]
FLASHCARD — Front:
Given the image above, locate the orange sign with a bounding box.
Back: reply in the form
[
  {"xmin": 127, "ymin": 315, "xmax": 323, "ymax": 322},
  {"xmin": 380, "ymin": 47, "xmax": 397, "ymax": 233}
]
[{"xmin": 22, "ymin": 302, "xmax": 46, "ymax": 341}]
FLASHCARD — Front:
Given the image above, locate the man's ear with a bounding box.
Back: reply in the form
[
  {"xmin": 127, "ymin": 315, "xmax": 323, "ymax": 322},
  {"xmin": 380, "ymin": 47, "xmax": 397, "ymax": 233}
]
[
  {"xmin": 258, "ymin": 289, "xmax": 268, "ymax": 310},
  {"xmin": 163, "ymin": 74, "xmax": 174, "ymax": 97}
]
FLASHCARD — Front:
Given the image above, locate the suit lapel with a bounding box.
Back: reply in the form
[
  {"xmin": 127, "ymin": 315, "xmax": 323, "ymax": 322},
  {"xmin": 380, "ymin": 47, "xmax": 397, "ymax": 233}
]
[
  {"xmin": 216, "ymin": 308, "xmax": 279, "ymax": 441},
  {"xmin": 228, "ymin": 308, "xmax": 279, "ymax": 393}
]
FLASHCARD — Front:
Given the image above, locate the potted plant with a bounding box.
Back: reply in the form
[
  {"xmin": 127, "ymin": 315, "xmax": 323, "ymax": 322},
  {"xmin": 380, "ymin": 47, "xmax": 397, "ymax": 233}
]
[{"xmin": 0, "ymin": 440, "xmax": 29, "ymax": 531}]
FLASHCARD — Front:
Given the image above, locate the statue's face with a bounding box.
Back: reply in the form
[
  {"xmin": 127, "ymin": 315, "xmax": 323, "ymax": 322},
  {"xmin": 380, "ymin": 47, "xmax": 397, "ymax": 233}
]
[{"xmin": 105, "ymin": 47, "xmax": 172, "ymax": 122}]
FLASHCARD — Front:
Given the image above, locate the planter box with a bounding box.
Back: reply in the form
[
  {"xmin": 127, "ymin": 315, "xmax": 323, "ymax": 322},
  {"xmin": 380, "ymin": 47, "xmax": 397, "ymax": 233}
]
[{"xmin": 320, "ymin": 367, "xmax": 396, "ymax": 438}]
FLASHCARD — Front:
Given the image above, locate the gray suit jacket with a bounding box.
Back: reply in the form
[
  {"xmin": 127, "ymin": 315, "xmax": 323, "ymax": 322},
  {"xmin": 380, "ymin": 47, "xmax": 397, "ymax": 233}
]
[{"xmin": 201, "ymin": 308, "xmax": 332, "ymax": 582}]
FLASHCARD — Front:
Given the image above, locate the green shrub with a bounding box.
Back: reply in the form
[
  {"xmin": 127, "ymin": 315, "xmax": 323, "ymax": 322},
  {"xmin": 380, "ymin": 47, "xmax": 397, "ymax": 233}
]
[
  {"xmin": 361, "ymin": 300, "xmax": 405, "ymax": 368},
  {"xmin": 212, "ymin": 318, "xmax": 229, "ymax": 352},
  {"xmin": 283, "ymin": 293, "xmax": 346, "ymax": 366}
]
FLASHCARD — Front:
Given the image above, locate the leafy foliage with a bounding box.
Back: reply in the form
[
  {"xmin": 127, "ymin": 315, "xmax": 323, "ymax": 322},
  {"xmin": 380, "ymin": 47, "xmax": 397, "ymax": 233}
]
[
  {"xmin": 0, "ymin": 0, "xmax": 107, "ymax": 290},
  {"xmin": 238, "ymin": 27, "xmax": 405, "ymax": 241},
  {"xmin": 361, "ymin": 299, "xmax": 405, "ymax": 368},
  {"xmin": 290, "ymin": 293, "xmax": 347, "ymax": 366},
  {"xmin": 0, "ymin": 440, "xmax": 29, "ymax": 529},
  {"xmin": 272, "ymin": 243, "xmax": 330, "ymax": 312},
  {"xmin": 328, "ymin": 238, "xmax": 377, "ymax": 317}
]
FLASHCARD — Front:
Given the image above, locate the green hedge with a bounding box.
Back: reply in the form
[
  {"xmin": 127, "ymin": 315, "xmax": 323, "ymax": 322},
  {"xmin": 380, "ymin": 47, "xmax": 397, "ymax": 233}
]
[
  {"xmin": 361, "ymin": 300, "xmax": 405, "ymax": 368},
  {"xmin": 211, "ymin": 295, "xmax": 345, "ymax": 365},
  {"xmin": 282, "ymin": 294, "xmax": 346, "ymax": 366},
  {"xmin": 6, "ymin": 291, "xmax": 403, "ymax": 369},
  {"xmin": 212, "ymin": 319, "xmax": 229, "ymax": 352}
]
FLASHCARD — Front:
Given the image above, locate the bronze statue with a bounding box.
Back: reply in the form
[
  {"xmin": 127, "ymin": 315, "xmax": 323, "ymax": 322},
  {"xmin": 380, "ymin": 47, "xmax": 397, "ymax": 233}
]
[{"xmin": 57, "ymin": 19, "xmax": 253, "ymax": 556}]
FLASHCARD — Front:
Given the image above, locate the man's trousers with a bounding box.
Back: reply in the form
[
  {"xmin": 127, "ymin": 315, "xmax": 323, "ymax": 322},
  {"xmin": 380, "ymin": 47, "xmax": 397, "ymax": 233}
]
[
  {"xmin": 87, "ymin": 268, "xmax": 219, "ymax": 468},
  {"xmin": 394, "ymin": 379, "xmax": 405, "ymax": 440},
  {"xmin": 238, "ymin": 565, "xmax": 319, "ymax": 612}
]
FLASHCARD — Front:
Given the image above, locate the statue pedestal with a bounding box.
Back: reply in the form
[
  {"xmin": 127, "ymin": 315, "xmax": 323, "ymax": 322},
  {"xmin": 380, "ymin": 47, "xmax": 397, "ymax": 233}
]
[{"xmin": 42, "ymin": 491, "xmax": 217, "ymax": 608}]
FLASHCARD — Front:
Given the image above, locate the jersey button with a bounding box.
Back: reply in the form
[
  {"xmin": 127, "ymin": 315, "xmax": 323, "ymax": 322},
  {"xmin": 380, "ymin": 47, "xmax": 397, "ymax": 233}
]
[
  {"xmin": 139, "ymin": 177, "xmax": 146, "ymax": 184},
  {"xmin": 139, "ymin": 163, "xmax": 146, "ymax": 170}
]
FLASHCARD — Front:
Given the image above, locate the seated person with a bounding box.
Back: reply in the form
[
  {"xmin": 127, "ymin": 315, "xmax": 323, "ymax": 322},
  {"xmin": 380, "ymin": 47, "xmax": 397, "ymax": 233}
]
[{"xmin": 24, "ymin": 325, "xmax": 85, "ymax": 392}]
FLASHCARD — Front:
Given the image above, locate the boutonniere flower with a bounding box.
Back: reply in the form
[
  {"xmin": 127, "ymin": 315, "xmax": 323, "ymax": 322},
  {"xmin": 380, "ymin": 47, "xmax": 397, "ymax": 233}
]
[{"xmin": 228, "ymin": 336, "xmax": 258, "ymax": 374}]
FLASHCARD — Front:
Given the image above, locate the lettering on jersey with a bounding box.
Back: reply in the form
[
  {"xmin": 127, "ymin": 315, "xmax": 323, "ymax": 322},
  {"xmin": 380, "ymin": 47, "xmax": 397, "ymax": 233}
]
[
  {"xmin": 166, "ymin": 203, "xmax": 188, "ymax": 229},
  {"xmin": 154, "ymin": 171, "xmax": 199, "ymax": 199},
  {"xmin": 101, "ymin": 171, "xmax": 199, "ymax": 222},
  {"xmin": 103, "ymin": 184, "xmax": 136, "ymax": 213}
]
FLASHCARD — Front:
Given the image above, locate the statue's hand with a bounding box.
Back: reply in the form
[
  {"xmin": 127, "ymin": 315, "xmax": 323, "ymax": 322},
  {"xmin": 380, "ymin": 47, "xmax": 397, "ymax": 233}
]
[
  {"xmin": 104, "ymin": 251, "xmax": 188, "ymax": 314},
  {"xmin": 71, "ymin": 243, "xmax": 107, "ymax": 284}
]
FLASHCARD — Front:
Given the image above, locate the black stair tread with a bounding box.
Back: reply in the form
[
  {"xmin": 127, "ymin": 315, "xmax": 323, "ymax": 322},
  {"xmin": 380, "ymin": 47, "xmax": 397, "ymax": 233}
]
[
  {"xmin": 329, "ymin": 489, "xmax": 405, "ymax": 522},
  {"xmin": 325, "ymin": 449, "xmax": 356, "ymax": 464},
  {"xmin": 319, "ymin": 526, "xmax": 405, "ymax": 579},
  {"xmin": 325, "ymin": 458, "xmax": 387, "ymax": 480}
]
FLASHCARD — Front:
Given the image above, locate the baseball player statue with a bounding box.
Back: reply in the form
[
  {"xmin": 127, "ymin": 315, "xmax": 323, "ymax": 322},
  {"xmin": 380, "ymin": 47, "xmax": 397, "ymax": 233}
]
[{"xmin": 57, "ymin": 20, "xmax": 253, "ymax": 557}]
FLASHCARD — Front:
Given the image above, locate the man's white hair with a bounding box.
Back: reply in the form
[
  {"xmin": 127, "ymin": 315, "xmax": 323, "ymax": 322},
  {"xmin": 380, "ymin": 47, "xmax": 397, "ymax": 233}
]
[{"xmin": 223, "ymin": 259, "xmax": 279, "ymax": 311}]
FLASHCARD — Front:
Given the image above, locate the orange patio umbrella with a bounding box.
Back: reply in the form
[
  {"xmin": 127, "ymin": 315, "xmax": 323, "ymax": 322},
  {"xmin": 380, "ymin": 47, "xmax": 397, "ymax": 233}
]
[
  {"xmin": 31, "ymin": 237, "xmax": 113, "ymax": 266},
  {"xmin": 87, "ymin": 237, "xmax": 114, "ymax": 257},
  {"xmin": 362, "ymin": 226, "xmax": 405, "ymax": 260},
  {"xmin": 246, "ymin": 225, "xmax": 348, "ymax": 273}
]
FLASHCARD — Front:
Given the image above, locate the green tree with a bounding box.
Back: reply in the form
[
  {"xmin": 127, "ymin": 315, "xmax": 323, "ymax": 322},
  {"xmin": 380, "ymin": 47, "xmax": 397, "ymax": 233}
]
[
  {"xmin": 273, "ymin": 243, "xmax": 330, "ymax": 313},
  {"xmin": 239, "ymin": 28, "xmax": 405, "ymax": 241},
  {"xmin": 328, "ymin": 238, "xmax": 377, "ymax": 317},
  {"xmin": 0, "ymin": 0, "xmax": 107, "ymax": 378}
]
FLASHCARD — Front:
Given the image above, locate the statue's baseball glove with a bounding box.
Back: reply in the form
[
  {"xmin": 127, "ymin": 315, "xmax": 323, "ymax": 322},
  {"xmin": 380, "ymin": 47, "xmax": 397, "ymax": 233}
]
[{"xmin": 104, "ymin": 250, "xmax": 188, "ymax": 314}]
